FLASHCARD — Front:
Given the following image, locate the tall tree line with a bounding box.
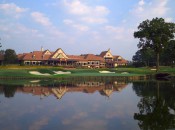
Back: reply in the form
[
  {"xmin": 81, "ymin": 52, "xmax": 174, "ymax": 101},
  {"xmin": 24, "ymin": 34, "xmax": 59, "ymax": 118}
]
[
  {"xmin": 133, "ymin": 17, "xmax": 175, "ymax": 69},
  {"xmin": 133, "ymin": 40, "xmax": 175, "ymax": 67},
  {"xmin": 0, "ymin": 39, "xmax": 18, "ymax": 65}
]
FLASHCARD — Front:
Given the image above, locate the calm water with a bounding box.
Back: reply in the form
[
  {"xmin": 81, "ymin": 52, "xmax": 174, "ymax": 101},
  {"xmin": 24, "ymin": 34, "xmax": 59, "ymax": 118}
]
[{"xmin": 0, "ymin": 78, "xmax": 175, "ymax": 130}]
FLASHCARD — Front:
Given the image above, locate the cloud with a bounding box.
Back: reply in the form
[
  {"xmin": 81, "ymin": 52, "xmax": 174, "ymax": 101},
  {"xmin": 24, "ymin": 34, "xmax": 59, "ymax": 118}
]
[
  {"xmin": 151, "ymin": 0, "xmax": 169, "ymax": 16},
  {"xmin": 72, "ymin": 112, "xmax": 88, "ymax": 120},
  {"xmin": 138, "ymin": 0, "xmax": 145, "ymax": 6},
  {"xmin": 64, "ymin": 0, "xmax": 90, "ymax": 15},
  {"xmin": 131, "ymin": 0, "xmax": 171, "ymax": 21},
  {"xmin": 63, "ymin": 19, "xmax": 89, "ymax": 31},
  {"xmin": 73, "ymin": 24, "xmax": 89, "ymax": 31},
  {"xmin": 94, "ymin": 6, "xmax": 109, "ymax": 16},
  {"xmin": 29, "ymin": 117, "xmax": 49, "ymax": 130},
  {"xmin": 0, "ymin": 20, "xmax": 42, "ymax": 38},
  {"xmin": 63, "ymin": 0, "xmax": 109, "ymax": 24},
  {"xmin": 165, "ymin": 17, "xmax": 173, "ymax": 22},
  {"xmin": 0, "ymin": 20, "xmax": 46, "ymax": 53},
  {"xmin": 0, "ymin": 17, "xmax": 62, "ymax": 53},
  {"xmin": 104, "ymin": 25, "xmax": 125, "ymax": 40},
  {"xmin": 0, "ymin": 3, "xmax": 27, "ymax": 18},
  {"xmin": 31, "ymin": 11, "xmax": 63, "ymax": 38},
  {"xmin": 31, "ymin": 12, "xmax": 52, "ymax": 27},
  {"xmin": 81, "ymin": 17, "xmax": 107, "ymax": 24},
  {"xmin": 63, "ymin": 19, "xmax": 73, "ymax": 24}
]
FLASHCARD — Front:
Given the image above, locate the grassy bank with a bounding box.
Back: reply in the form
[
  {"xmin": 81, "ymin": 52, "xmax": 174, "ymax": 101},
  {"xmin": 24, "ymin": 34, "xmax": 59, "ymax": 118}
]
[{"xmin": 0, "ymin": 65, "xmax": 175, "ymax": 79}]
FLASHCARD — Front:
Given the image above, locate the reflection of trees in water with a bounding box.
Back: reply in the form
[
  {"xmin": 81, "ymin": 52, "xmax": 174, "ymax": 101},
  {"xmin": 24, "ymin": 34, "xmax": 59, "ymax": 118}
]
[
  {"xmin": 3, "ymin": 85, "xmax": 18, "ymax": 98},
  {"xmin": 132, "ymin": 81, "xmax": 157, "ymax": 97},
  {"xmin": 134, "ymin": 97, "xmax": 175, "ymax": 130},
  {"xmin": 0, "ymin": 86, "xmax": 3, "ymax": 95},
  {"xmin": 133, "ymin": 81, "xmax": 175, "ymax": 130}
]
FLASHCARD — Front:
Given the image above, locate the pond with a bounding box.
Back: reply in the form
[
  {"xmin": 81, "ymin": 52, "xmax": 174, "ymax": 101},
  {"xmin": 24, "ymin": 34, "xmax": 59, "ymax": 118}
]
[{"xmin": 0, "ymin": 77, "xmax": 175, "ymax": 130}]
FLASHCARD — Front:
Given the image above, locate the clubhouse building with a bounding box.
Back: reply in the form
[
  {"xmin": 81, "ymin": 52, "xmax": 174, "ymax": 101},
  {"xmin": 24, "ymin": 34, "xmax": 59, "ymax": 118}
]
[{"xmin": 1, "ymin": 48, "xmax": 128, "ymax": 68}]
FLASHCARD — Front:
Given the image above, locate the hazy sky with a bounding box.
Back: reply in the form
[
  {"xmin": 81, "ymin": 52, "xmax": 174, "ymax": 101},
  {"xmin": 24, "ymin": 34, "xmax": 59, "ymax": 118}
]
[{"xmin": 0, "ymin": 0, "xmax": 175, "ymax": 60}]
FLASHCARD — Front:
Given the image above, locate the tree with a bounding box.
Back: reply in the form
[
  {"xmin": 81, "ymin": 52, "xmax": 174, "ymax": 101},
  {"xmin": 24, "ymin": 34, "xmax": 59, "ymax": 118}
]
[
  {"xmin": 132, "ymin": 48, "xmax": 155, "ymax": 67},
  {"xmin": 132, "ymin": 50, "xmax": 145, "ymax": 67},
  {"xmin": 0, "ymin": 50, "xmax": 5, "ymax": 55},
  {"xmin": 134, "ymin": 17, "xmax": 175, "ymax": 71},
  {"xmin": 162, "ymin": 40, "xmax": 175, "ymax": 67},
  {"xmin": 4, "ymin": 49, "xmax": 17, "ymax": 64}
]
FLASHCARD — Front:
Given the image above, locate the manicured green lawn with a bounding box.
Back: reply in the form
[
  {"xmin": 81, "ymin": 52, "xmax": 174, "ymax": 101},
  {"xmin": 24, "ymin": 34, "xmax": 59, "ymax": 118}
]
[
  {"xmin": 0, "ymin": 65, "xmax": 64, "ymax": 78},
  {"xmin": 158, "ymin": 66, "xmax": 175, "ymax": 74},
  {"xmin": 0, "ymin": 65, "xmax": 175, "ymax": 78},
  {"xmin": 67, "ymin": 68, "xmax": 143, "ymax": 77}
]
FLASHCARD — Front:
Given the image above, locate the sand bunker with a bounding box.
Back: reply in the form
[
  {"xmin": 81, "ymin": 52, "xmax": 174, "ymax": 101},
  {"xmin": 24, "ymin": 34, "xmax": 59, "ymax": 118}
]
[
  {"xmin": 121, "ymin": 72, "xmax": 129, "ymax": 74},
  {"xmin": 99, "ymin": 71, "xmax": 115, "ymax": 73},
  {"xmin": 29, "ymin": 71, "xmax": 51, "ymax": 76},
  {"xmin": 29, "ymin": 71, "xmax": 71, "ymax": 76},
  {"xmin": 151, "ymin": 69, "xmax": 157, "ymax": 71},
  {"xmin": 53, "ymin": 71, "xmax": 71, "ymax": 75},
  {"xmin": 30, "ymin": 80, "xmax": 40, "ymax": 83}
]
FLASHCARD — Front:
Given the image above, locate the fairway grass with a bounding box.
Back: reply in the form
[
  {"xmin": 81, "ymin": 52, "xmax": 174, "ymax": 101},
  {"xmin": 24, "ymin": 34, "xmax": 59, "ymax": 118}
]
[{"xmin": 0, "ymin": 65, "xmax": 175, "ymax": 79}]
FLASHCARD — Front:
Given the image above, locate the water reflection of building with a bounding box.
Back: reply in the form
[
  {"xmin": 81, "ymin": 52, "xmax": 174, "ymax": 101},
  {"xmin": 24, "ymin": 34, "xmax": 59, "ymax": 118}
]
[
  {"xmin": 76, "ymin": 81, "xmax": 104, "ymax": 87},
  {"xmin": 0, "ymin": 81, "xmax": 127, "ymax": 99},
  {"xmin": 100, "ymin": 86, "xmax": 113, "ymax": 97},
  {"xmin": 52, "ymin": 87, "xmax": 68, "ymax": 99}
]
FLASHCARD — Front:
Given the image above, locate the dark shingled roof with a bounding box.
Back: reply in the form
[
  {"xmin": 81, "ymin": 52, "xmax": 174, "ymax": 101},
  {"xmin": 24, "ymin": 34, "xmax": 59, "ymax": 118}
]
[
  {"xmin": 18, "ymin": 51, "xmax": 52, "ymax": 61},
  {"xmin": 67, "ymin": 55, "xmax": 86, "ymax": 61},
  {"xmin": 100, "ymin": 51, "xmax": 107, "ymax": 57},
  {"xmin": 84, "ymin": 54, "xmax": 104, "ymax": 62}
]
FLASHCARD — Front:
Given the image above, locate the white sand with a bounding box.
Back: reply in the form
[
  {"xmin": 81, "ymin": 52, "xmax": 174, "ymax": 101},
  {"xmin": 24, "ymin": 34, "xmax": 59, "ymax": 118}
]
[
  {"xmin": 53, "ymin": 71, "xmax": 71, "ymax": 75},
  {"xmin": 151, "ymin": 69, "xmax": 157, "ymax": 71},
  {"xmin": 121, "ymin": 72, "xmax": 129, "ymax": 74},
  {"xmin": 99, "ymin": 71, "xmax": 115, "ymax": 73},
  {"xmin": 29, "ymin": 71, "xmax": 51, "ymax": 76},
  {"xmin": 30, "ymin": 80, "xmax": 40, "ymax": 83},
  {"xmin": 29, "ymin": 71, "xmax": 71, "ymax": 76}
]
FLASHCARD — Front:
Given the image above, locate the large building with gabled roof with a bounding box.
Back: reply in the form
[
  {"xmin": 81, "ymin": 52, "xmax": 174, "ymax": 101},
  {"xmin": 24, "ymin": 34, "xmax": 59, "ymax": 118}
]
[{"xmin": 16, "ymin": 48, "xmax": 128, "ymax": 68}]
